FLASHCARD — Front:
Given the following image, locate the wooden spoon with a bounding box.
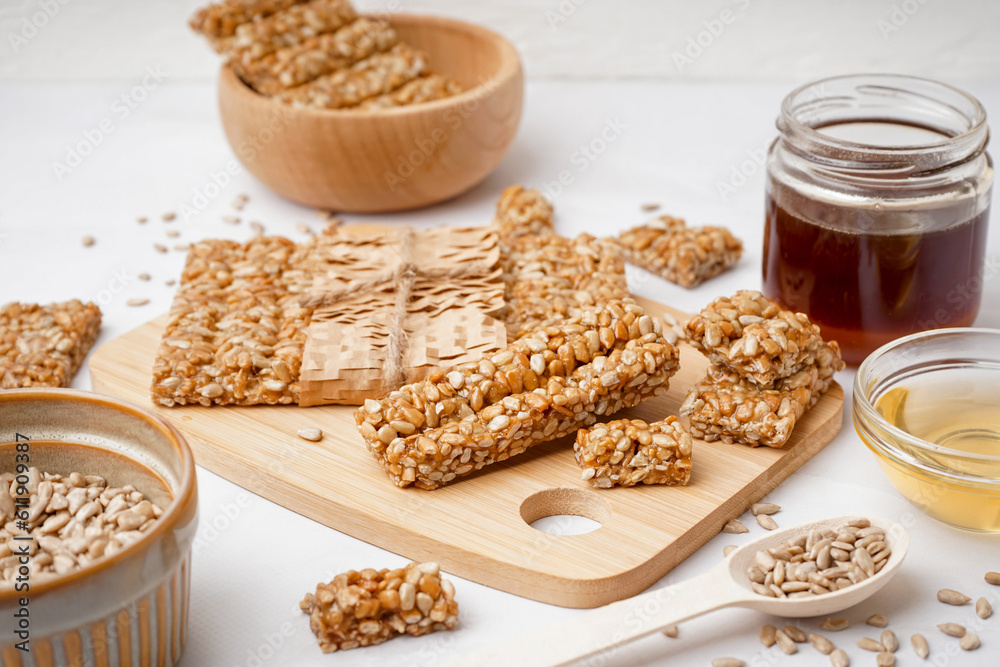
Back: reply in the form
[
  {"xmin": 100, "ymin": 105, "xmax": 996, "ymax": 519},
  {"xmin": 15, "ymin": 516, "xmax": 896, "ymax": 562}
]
[{"xmin": 448, "ymin": 515, "xmax": 909, "ymax": 667}]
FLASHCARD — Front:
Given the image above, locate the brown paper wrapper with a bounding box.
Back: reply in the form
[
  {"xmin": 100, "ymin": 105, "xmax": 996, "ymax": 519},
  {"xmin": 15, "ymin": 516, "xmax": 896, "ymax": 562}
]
[{"xmin": 299, "ymin": 224, "xmax": 506, "ymax": 405}]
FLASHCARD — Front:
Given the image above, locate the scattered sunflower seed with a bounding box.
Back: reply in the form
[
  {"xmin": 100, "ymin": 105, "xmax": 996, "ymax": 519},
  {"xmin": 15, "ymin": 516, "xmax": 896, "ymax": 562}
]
[
  {"xmin": 222, "ymin": 215, "xmax": 241, "ymax": 224},
  {"xmin": 959, "ymin": 632, "xmax": 980, "ymax": 650},
  {"xmin": 137, "ymin": 216, "xmax": 148, "ymax": 224},
  {"xmin": 138, "ymin": 273, "xmax": 151, "ymax": 281},
  {"xmin": 174, "ymin": 244, "xmax": 190, "ymax": 252},
  {"xmin": 829, "ymin": 648, "xmax": 849, "ymax": 667},
  {"xmin": 662, "ymin": 625, "xmax": 678, "ymax": 638},
  {"xmin": 976, "ymin": 597, "xmax": 992, "ymax": 619},
  {"xmin": 165, "ymin": 279, "xmax": 176, "ymax": 287},
  {"xmin": 154, "ymin": 243, "xmax": 168, "ymax": 253},
  {"xmin": 296, "ymin": 223, "xmax": 312, "ymax": 235},
  {"xmin": 711, "ymin": 659, "xmax": 744, "ymax": 667},
  {"xmin": 723, "ymin": 518, "xmax": 749, "ymax": 534},
  {"xmin": 911, "ymin": 633, "xmax": 929, "ymax": 659},
  {"xmin": 756, "ymin": 514, "xmax": 777, "ymax": 531},
  {"xmin": 296, "ymin": 427, "xmax": 322, "ymax": 442},
  {"xmin": 809, "ymin": 633, "xmax": 834, "ymax": 655},
  {"xmin": 81, "ymin": 235, "xmax": 95, "ymax": 247},
  {"xmin": 126, "ymin": 298, "xmax": 149, "ymax": 307},
  {"xmin": 985, "ymin": 571, "xmax": 1000, "ymax": 586},
  {"xmin": 783, "ymin": 625, "xmax": 807, "ymax": 643},
  {"xmin": 723, "ymin": 545, "xmax": 737, "ymax": 557},
  {"xmin": 937, "ymin": 623, "xmax": 966, "ymax": 638},
  {"xmin": 866, "ymin": 614, "xmax": 888, "ymax": 628},
  {"xmin": 759, "ymin": 624, "xmax": 776, "ymax": 648},
  {"xmin": 821, "ymin": 617, "xmax": 849, "ymax": 632},
  {"xmin": 775, "ymin": 629, "xmax": 797, "ymax": 655},
  {"xmin": 876, "ymin": 652, "xmax": 895, "ymax": 667},
  {"xmin": 937, "ymin": 588, "xmax": 970, "ymax": 605},
  {"xmin": 640, "ymin": 202, "xmax": 661, "ymax": 212},
  {"xmin": 857, "ymin": 637, "xmax": 883, "ymax": 652},
  {"xmin": 751, "ymin": 502, "xmax": 780, "ymax": 516},
  {"xmin": 250, "ymin": 221, "xmax": 265, "ymax": 236},
  {"xmin": 162, "ymin": 212, "xmax": 176, "ymax": 221},
  {"xmin": 881, "ymin": 629, "xmax": 898, "ymax": 652},
  {"xmin": 166, "ymin": 230, "xmax": 180, "ymax": 238}
]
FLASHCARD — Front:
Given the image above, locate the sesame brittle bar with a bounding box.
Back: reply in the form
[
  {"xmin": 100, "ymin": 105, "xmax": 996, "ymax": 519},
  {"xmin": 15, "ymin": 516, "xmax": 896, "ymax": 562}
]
[
  {"xmin": 357, "ymin": 74, "xmax": 463, "ymax": 110},
  {"xmin": 275, "ymin": 43, "xmax": 428, "ymax": 109},
  {"xmin": 493, "ymin": 185, "xmax": 556, "ymax": 247},
  {"xmin": 228, "ymin": 0, "xmax": 358, "ymax": 61},
  {"xmin": 575, "ymin": 416, "xmax": 692, "ymax": 488},
  {"xmin": 301, "ymin": 562, "xmax": 458, "ymax": 653},
  {"xmin": 355, "ymin": 300, "xmax": 680, "ymax": 490},
  {"xmin": 0, "ymin": 300, "xmax": 101, "ymax": 388},
  {"xmin": 233, "ymin": 17, "xmax": 399, "ymax": 94},
  {"xmin": 616, "ymin": 216, "xmax": 743, "ymax": 288},
  {"xmin": 684, "ymin": 290, "xmax": 833, "ymax": 386},
  {"xmin": 150, "ymin": 237, "xmax": 316, "ymax": 406},
  {"xmin": 188, "ymin": 0, "xmax": 303, "ymax": 51},
  {"xmin": 680, "ymin": 345, "xmax": 840, "ymax": 448}
]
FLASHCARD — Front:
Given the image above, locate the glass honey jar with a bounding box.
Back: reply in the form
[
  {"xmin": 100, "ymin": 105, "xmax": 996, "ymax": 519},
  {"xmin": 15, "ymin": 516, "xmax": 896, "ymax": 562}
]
[{"xmin": 763, "ymin": 74, "xmax": 993, "ymax": 365}]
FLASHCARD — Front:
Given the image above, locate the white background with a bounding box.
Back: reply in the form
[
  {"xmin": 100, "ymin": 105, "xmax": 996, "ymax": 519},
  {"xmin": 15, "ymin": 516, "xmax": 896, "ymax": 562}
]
[{"xmin": 2, "ymin": 1, "xmax": 1000, "ymax": 666}]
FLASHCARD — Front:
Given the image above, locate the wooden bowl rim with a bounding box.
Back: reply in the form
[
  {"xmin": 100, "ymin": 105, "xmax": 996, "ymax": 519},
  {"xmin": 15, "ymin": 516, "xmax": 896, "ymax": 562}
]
[{"xmin": 220, "ymin": 12, "xmax": 523, "ymax": 118}]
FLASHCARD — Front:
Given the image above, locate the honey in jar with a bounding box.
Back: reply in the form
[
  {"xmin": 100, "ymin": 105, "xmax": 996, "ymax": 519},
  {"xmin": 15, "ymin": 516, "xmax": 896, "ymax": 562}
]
[{"xmin": 763, "ymin": 75, "xmax": 993, "ymax": 364}]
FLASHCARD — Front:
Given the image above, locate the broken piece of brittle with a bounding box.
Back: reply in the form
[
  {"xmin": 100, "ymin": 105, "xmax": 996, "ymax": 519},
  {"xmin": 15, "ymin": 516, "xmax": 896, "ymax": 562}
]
[
  {"xmin": 575, "ymin": 416, "xmax": 693, "ymax": 488},
  {"xmin": 684, "ymin": 290, "xmax": 838, "ymax": 386},
  {"xmin": 300, "ymin": 561, "xmax": 458, "ymax": 653},
  {"xmin": 616, "ymin": 216, "xmax": 742, "ymax": 288},
  {"xmin": 1, "ymin": 300, "xmax": 101, "ymax": 388},
  {"xmin": 680, "ymin": 352, "xmax": 838, "ymax": 448}
]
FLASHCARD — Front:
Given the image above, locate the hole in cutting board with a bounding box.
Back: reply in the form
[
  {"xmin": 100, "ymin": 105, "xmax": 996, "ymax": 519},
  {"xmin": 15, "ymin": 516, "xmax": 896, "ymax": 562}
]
[{"xmin": 520, "ymin": 487, "xmax": 610, "ymax": 536}]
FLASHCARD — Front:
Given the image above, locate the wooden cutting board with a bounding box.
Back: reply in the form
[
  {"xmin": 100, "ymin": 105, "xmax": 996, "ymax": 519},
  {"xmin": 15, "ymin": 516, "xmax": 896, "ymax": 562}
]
[{"xmin": 89, "ymin": 297, "xmax": 843, "ymax": 608}]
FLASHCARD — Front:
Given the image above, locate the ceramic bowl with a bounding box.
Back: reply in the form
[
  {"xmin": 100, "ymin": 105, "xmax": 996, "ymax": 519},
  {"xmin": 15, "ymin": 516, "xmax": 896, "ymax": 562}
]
[{"xmin": 0, "ymin": 389, "xmax": 198, "ymax": 665}]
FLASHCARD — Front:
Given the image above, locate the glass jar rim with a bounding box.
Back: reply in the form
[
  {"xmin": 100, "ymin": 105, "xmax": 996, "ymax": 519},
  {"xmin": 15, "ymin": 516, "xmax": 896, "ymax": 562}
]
[
  {"xmin": 778, "ymin": 73, "xmax": 990, "ymax": 176},
  {"xmin": 853, "ymin": 327, "xmax": 1000, "ymax": 485}
]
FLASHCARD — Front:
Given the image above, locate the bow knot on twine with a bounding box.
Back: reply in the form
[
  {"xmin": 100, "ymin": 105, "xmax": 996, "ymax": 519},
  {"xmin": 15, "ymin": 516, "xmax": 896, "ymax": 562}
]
[{"xmin": 300, "ymin": 228, "xmax": 493, "ymax": 391}]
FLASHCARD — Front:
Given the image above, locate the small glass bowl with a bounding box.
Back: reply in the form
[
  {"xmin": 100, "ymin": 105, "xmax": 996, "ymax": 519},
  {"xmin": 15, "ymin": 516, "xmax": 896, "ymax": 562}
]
[{"xmin": 853, "ymin": 328, "xmax": 1000, "ymax": 532}]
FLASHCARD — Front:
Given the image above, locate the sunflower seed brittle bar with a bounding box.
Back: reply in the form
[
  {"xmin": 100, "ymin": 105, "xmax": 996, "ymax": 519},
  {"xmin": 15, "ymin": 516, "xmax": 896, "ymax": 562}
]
[
  {"xmin": 300, "ymin": 562, "xmax": 458, "ymax": 653},
  {"xmin": 355, "ymin": 299, "xmax": 680, "ymax": 490},
  {"xmin": 188, "ymin": 0, "xmax": 304, "ymax": 52},
  {"xmin": 494, "ymin": 185, "xmax": 555, "ymax": 247},
  {"xmin": 357, "ymin": 74, "xmax": 463, "ymax": 110},
  {"xmin": 680, "ymin": 344, "xmax": 841, "ymax": 448},
  {"xmin": 684, "ymin": 290, "xmax": 837, "ymax": 386},
  {"xmin": 233, "ymin": 17, "xmax": 399, "ymax": 94},
  {"xmin": 229, "ymin": 0, "xmax": 358, "ymax": 62},
  {"xmin": 0, "ymin": 300, "xmax": 101, "ymax": 388},
  {"xmin": 150, "ymin": 237, "xmax": 316, "ymax": 406},
  {"xmin": 616, "ymin": 216, "xmax": 743, "ymax": 288},
  {"xmin": 275, "ymin": 43, "xmax": 428, "ymax": 109},
  {"xmin": 575, "ymin": 416, "xmax": 692, "ymax": 488}
]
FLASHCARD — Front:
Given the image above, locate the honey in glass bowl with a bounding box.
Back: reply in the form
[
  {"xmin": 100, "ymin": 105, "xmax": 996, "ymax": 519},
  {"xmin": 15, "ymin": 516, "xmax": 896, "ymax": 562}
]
[{"xmin": 763, "ymin": 75, "xmax": 993, "ymax": 365}]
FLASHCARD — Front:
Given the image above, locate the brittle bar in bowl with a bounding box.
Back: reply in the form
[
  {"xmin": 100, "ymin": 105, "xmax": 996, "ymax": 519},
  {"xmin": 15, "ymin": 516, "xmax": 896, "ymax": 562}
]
[
  {"xmin": 234, "ymin": 17, "xmax": 399, "ymax": 95},
  {"xmin": 275, "ymin": 43, "xmax": 428, "ymax": 109},
  {"xmin": 616, "ymin": 216, "xmax": 743, "ymax": 288},
  {"xmin": 354, "ymin": 300, "xmax": 681, "ymax": 490},
  {"xmin": 358, "ymin": 74, "xmax": 464, "ymax": 110},
  {"xmin": 300, "ymin": 562, "xmax": 458, "ymax": 653},
  {"xmin": 680, "ymin": 343, "xmax": 841, "ymax": 448},
  {"xmin": 575, "ymin": 417, "xmax": 693, "ymax": 488},
  {"xmin": 684, "ymin": 290, "xmax": 831, "ymax": 386},
  {"xmin": 228, "ymin": 0, "xmax": 359, "ymax": 61},
  {"xmin": 1, "ymin": 300, "xmax": 101, "ymax": 388},
  {"xmin": 188, "ymin": 0, "xmax": 303, "ymax": 51}
]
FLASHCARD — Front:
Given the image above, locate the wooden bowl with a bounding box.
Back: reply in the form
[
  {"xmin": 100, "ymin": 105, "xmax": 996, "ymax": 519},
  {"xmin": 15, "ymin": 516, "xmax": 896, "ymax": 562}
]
[{"xmin": 218, "ymin": 14, "xmax": 524, "ymax": 213}]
